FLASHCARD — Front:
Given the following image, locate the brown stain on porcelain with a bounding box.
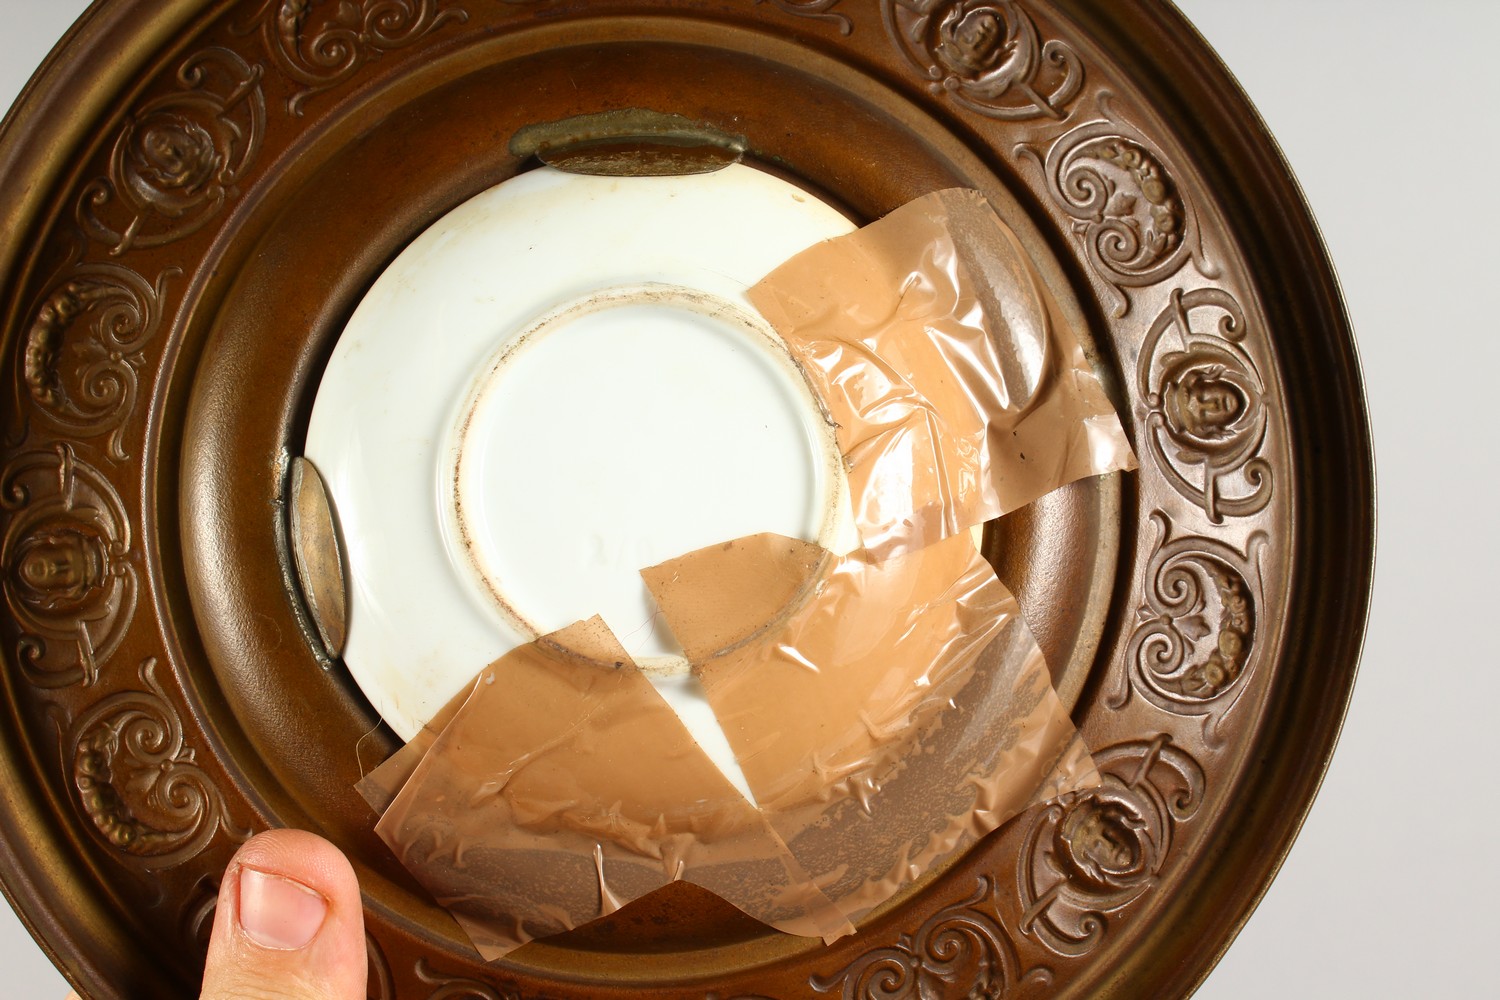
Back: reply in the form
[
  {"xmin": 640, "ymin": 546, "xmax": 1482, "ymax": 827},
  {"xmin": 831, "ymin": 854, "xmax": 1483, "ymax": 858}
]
[{"xmin": 446, "ymin": 283, "xmax": 850, "ymax": 668}]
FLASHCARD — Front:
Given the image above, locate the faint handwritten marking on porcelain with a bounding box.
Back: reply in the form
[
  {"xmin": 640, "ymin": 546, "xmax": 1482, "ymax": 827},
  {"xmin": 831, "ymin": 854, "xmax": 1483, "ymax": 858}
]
[
  {"xmin": 77, "ymin": 48, "xmax": 266, "ymax": 254},
  {"xmin": 756, "ymin": 0, "xmax": 853, "ymax": 35},
  {"xmin": 69, "ymin": 658, "xmax": 248, "ymax": 868},
  {"xmin": 238, "ymin": 0, "xmax": 469, "ymax": 116},
  {"xmin": 811, "ymin": 876, "xmax": 1048, "ymax": 1000},
  {"xmin": 1137, "ymin": 287, "xmax": 1272, "ymax": 520},
  {"xmin": 415, "ymin": 958, "xmax": 521, "ymax": 1000},
  {"xmin": 20, "ymin": 263, "xmax": 179, "ymax": 461},
  {"xmin": 1, "ymin": 445, "xmax": 136, "ymax": 687},
  {"xmin": 1111, "ymin": 512, "xmax": 1267, "ymax": 739},
  {"xmin": 882, "ymin": 1, "xmax": 1083, "ymax": 120},
  {"xmin": 1020, "ymin": 106, "xmax": 1211, "ymax": 316},
  {"xmin": 1016, "ymin": 735, "xmax": 1204, "ymax": 957}
]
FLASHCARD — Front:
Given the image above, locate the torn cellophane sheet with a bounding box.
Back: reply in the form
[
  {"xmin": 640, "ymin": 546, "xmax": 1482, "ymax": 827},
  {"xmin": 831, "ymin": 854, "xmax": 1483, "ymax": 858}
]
[
  {"xmin": 358, "ymin": 185, "xmax": 1131, "ymax": 961},
  {"xmin": 641, "ymin": 531, "xmax": 1097, "ymax": 925},
  {"xmin": 370, "ymin": 617, "xmax": 855, "ymax": 960},
  {"xmin": 747, "ymin": 188, "xmax": 1136, "ymax": 559}
]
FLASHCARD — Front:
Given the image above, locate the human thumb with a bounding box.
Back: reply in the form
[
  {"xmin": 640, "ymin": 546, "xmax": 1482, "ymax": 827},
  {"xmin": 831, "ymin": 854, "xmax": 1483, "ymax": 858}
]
[{"xmin": 199, "ymin": 829, "xmax": 366, "ymax": 1000}]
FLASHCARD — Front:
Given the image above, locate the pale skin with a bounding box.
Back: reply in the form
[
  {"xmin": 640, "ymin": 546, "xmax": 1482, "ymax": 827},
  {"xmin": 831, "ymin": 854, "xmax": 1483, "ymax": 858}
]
[{"xmin": 64, "ymin": 830, "xmax": 368, "ymax": 1000}]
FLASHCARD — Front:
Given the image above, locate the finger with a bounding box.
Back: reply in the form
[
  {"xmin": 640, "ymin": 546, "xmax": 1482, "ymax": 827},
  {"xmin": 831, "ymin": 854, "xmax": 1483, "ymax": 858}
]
[{"xmin": 200, "ymin": 829, "xmax": 366, "ymax": 1000}]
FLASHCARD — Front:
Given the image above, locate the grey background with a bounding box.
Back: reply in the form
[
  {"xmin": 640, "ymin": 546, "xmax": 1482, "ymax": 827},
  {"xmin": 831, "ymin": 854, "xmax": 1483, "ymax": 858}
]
[{"xmin": 1, "ymin": 1, "xmax": 1495, "ymax": 996}]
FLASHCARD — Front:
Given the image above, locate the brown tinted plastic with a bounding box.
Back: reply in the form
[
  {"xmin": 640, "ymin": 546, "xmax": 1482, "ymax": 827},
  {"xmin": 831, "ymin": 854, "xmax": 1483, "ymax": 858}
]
[
  {"xmin": 359, "ymin": 187, "xmax": 1135, "ymax": 961},
  {"xmin": 372, "ymin": 617, "xmax": 854, "ymax": 961},
  {"xmin": 748, "ymin": 188, "xmax": 1137, "ymax": 558},
  {"xmin": 354, "ymin": 686, "xmax": 467, "ymax": 816},
  {"xmin": 643, "ymin": 532, "xmax": 1099, "ymax": 924}
]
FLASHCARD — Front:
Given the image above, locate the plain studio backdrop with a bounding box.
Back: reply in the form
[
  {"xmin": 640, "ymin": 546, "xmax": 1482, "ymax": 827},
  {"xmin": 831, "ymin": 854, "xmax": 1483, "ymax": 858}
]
[{"xmin": 0, "ymin": 1, "xmax": 1494, "ymax": 997}]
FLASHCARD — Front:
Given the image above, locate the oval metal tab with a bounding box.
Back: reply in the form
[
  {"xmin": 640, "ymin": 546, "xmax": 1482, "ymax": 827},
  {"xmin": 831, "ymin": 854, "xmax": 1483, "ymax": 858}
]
[{"xmin": 289, "ymin": 456, "xmax": 348, "ymax": 658}]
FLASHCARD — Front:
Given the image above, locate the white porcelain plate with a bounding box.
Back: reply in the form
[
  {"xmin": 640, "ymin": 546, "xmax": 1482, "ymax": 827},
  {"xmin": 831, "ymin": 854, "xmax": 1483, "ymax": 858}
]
[{"xmin": 304, "ymin": 165, "xmax": 858, "ymax": 775}]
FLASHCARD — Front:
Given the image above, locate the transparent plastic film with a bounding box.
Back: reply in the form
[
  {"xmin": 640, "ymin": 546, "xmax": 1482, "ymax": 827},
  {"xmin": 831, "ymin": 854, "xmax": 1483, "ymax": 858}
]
[
  {"xmin": 371, "ymin": 617, "xmax": 855, "ymax": 961},
  {"xmin": 354, "ymin": 183, "xmax": 1131, "ymax": 959},
  {"xmin": 355, "ymin": 686, "xmax": 467, "ymax": 816},
  {"xmin": 747, "ymin": 188, "xmax": 1137, "ymax": 558},
  {"xmin": 642, "ymin": 531, "xmax": 1099, "ymax": 924}
]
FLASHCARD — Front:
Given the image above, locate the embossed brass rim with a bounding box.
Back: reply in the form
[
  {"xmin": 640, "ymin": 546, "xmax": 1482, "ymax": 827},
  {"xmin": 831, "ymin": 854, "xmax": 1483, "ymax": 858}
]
[{"xmin": 0, "ymin": 3, "xmax": 1371, "ymax": 999}]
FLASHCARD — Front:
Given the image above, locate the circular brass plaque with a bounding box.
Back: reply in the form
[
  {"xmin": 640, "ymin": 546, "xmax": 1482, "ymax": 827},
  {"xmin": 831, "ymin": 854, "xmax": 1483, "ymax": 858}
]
[{"xmin": 0, "ymin": 2, "xmax": 1372, "ymax": 998}]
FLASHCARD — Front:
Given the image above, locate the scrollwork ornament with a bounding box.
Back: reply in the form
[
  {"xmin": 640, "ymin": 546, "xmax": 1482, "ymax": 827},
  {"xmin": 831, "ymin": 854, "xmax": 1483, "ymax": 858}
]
[
  {"xmin": 1016, "ymin": 735, "xmax": 1204, "ymax": 957},
  {"xmin": 1136, "ymin": 286, "xmax": 1272, "ymax": 521},
  {"xmin": 238, "ymin": 0, "xmax": 469, "ymax": 116},
  {"xmin": 1111, "ymin": 512, "xmax": 1267, "ymax": 742},
  {"xmin": 181, "ymin": 874, "xmax": 221, "ymax": 952},
  {"xmin": 1020, "ymin": 100, "xmax": 1213, "ymax": 316},
  {"xmin": 18, "ymin": 263, "xmax": 179, "ymax": 461},
  {"xmin": 367, "ymin": 933, "xmax": 397, "ymax": 1000},
  {"xmin": 812, "ymin": 876, "xmax": 1049, "ymax": 1000},
  {"xmin": 882, "ymin": 1, "xmax": 1083, "ymax": 120},
  {"xmin": 77, "ymin": 48, "xmax": 265, "ymax": 255},
  {"xmin": 415, "ymin": 958, "xmax": 521, "ymax": 1000},
  {"xmin": 68, "ymin": 658, "xmax": 248, "ymax": 869},
  {"xmin": 756, "ymin": 0, "xmax": 853, "ymax": 35},
  {"xmin": 1, "ymin": 444, "xmax": 136, "ymax": 687}
]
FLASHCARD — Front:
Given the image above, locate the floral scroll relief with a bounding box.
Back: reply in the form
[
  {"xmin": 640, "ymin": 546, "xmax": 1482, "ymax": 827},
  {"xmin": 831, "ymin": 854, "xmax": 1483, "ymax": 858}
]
[
  {"xmin": 1137, "ymin": 287, "xmax": 1272, "ymax": 522},
  {"xmin": 19, "ymin": 263, "xmax": 179, "ymax": 462},
  {"xmin": 77, "ymin": 48, "xmax": 265, "ymax": 255},
  {"xmin": 1021, "ymin": 103, "xmax": 1213, "ymax": 317},
  {"xmin": 181, "ymin": 874, "xmax": 221, "ymax": 952},
  {"xmin": 812, "ymin": 876, "xmax": 1048, "ymax": 1000},
  {"xmin": 1, "ymin": 444, "xmax": 136, "ymax": 688},
  {"xmin": 237, "ymin": 0, "xmax": 470, "ymax": 116},
  {"xmin": 756, "ymin": 0, "xmax": 853, "ymax": 36},
  {"xmin": 415, "ymin": 958, "xmax": 522, "ymax": 999},
  {"xmin": 1111, "ymin": 512, "xmax": 1267, "ymax": 744},
  {"xmin": 883, "ymin": 0, "xmax": 1083, "ymax": 120},
  {"xmin": 365, "ymin": 933, "xmax": 397, "ymax": 1000},
  {"xmin": 1015, "ymin": 735, "xmax": 1204, "ymax": 958},
  {"xmin": 69, "ymin": 658, "xmax": 247, "ymax": 869}
]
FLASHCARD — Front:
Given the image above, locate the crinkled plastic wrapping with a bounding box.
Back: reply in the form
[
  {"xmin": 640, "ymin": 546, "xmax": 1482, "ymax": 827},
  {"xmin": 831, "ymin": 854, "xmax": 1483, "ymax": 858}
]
[
  {"xmin": 642, "ymin": 531, "xmax": 1097, "ymax": 924},
  {"xmin": 370, "ymin": 617, "xmax": 855, "ymax": 960},
  {"xmin": 747, "ymin": 188, "xmax": 1137, "ymax": 558},
  {"xmin": 357, "ymin": 186, "xmax": 1122, "ymax": 960},
  {"xmin": 356, "ymin": 689, "xmax": 463, "ymax": 816}
]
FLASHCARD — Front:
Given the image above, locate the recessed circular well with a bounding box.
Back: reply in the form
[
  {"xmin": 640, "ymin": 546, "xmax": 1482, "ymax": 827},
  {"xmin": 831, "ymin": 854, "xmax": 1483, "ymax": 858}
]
[{"xmin": 449, "ymin": 283, "xmax": 846, "ymax": 672}]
